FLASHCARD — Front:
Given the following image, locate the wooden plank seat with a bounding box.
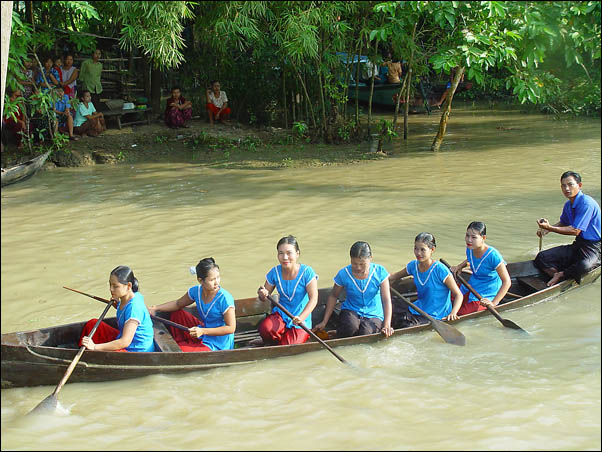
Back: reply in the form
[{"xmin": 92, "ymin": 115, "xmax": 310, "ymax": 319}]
[
  {"xmin": 152, "ymin": 320, "xmax": 182, "ymax": 352},
  {"xmin": 517, "ymin": 275, "xmax": 549, "ymax": 292},
  {"xmin": 103, "ymin": 107, "xmax": 153, "ymax": 130}
]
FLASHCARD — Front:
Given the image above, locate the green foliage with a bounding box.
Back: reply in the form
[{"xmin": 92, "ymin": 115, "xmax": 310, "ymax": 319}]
[
  {"xmin": 375, "ymin": 1, "xmax": 600, "ymax": 115},
  {"xmin": 117, "ymin": 1, "xmax": 196, "ymax": 69},
  {"xmin": 378, "ymin": 119, "xmax": 396, "ymax": 142},
  {"xmin": 292, "ymin": 121, "xmax": 308, "ymax": 139}
]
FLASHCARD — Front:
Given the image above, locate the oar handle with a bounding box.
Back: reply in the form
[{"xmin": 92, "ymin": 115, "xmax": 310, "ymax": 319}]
[
  {"xmin": 389, "ymin": 285, "xmax": 466, "ymax": 346},
  {"xmin": 440, "ymin": 259, "xmax": 503, "ymax": 320},
  {"xmin": 439, "ymin": 259, "xmax": 484, "ymax": 300},
  {"xmin": 440, "ymin": 259, "xmax": 527, "ymax": 333},
  {"xmin": 265, "ymin": 294, "xmax": 348, "ymax": 365},
  {"xmin": 52, "ymin": 300, "xmax": 113, "ymax": 397},
  {"xmin": 63, "ymin": 286, "xmax": 190, "ymax": 332},
  {"xmin": 389, "ymin": 287, "xmax": 436, "ymax": 323}
]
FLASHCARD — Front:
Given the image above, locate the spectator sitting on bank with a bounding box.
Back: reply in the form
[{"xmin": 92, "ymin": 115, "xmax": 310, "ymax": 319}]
[
  {"xmin": 79, "ymin": 48, "xmax": 103, "ymax": 107},
  {"xmin": 53, "ymin": 86, "xmax": 79, "ymax": 141},
  {"xmin": 35, "ymin": 56, "xmax": 61, "ymax": 92},
  {"xmin": 60, "ymin": 54, "xmax": 79, "ymax": 99},
  {"xmin": 21, "ymin": 57, "xmax": 38, "ymax": 99},
  {"xmin": 2, "ymin": 88, "xmax": 28, "ymax": 150},
  {"xmin": 73, "ymin": 90, "xmax": 106, "ymax": 137},
  {"xmin": 206, "ymin": 80, "xmax": 231, "ymax": 126},
  {"xmin": 165, "ymin": 86, "xmax": 193, "ymax": 129},
  {"xmin": 53, "ymin": 57, "xmax": 64, "ymax": 89}
]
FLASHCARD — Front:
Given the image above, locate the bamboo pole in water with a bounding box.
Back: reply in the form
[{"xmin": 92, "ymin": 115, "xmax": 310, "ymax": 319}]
[{"xmin": 403, "ymin": 23, "xmax": 417, "ymax": 140}]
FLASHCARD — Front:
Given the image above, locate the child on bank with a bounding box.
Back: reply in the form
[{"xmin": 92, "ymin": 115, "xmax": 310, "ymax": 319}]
[{"xmin": 389, "ymin": 232, "xmax": 463, "ymax": 327}]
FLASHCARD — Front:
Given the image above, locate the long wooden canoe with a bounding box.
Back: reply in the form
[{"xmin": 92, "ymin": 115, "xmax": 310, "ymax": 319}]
[
  {"xmin": 1, "ymin": 150, "xmax": 51, "ymax": 187},
  {"xmin": 2, "ymin": 260, "xmax": 600, "ymax": 388}
]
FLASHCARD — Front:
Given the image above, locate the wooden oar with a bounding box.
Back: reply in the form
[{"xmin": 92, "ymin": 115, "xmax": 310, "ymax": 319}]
[
  {"xmin": 63, "ymin": 286, "xmax": 189, "ymax": 332},
  {"xmin": 389, "ymin": 287, "xmax": 465, "ymax": 346},
  {"xmin": 440, "ymin": 259, "xmax": 527, "ymax": 333},
  {"xmin": 28, "ymin": 300, "xmax": 113, "ymax": 415},
  {"xmin": 538, "ymin": 229, "xmax": 543, "ymax": 252},
  {"xmin": 265, "ymin": 294, "xmax": 350, "ymax": 366}
]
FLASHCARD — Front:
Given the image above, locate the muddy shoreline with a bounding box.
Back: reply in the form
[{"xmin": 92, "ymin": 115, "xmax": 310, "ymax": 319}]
[{"xmin": 1, "ymin": 116, "xmax": 385, "ymax": 171}]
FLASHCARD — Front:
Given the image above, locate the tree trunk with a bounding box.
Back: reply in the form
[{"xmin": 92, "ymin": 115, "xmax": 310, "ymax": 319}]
[
  {"xmin": 403, "ymin": 66, "xmax": 411, "ymax": 140},
  {"xmin": 1, "ymin": 1, "xmax": 13, "ymax": 123},
  {"xmin": 291, "ymin": 90, "xmax": 296, "ymax": 123},
  {"xmin": 367, "ymin": 39, "xmax": 380, "ymax": 136},
  {"xmin": 25, "ymin": 1, "xmax": 32, "ymax": 24},
  {"xmin": 142, "ymin": 54, "xmax": 151, "ymax": 100},
  {"xmin": 151, "ymin": 66, "xmax": 162, "ymax": 116},
  {"xmin": 318, "ymin": 69, "xmax": 326, "ymax": 136},
  {"xmin": 342, "ymin": 38, "xmax": 355, "ymax": 120},
  {"xmin": 282, "ymin": 69, "xmax": 287, "ymax": 128},
  {"xmin": 392, "ymin": 72, "xmax": 408, "ymax": 131},
  {"xmin": 295, "ymin": 68, "xmax": 316, "ymax": 129},
  {"xmin": 431, "ymin": 66, "xmax": 465, "ymax": 152},
  {"xmin": 403, "ymin": 23, "xmax": 417, "ymax": 140},
  {"xmin": 354, "ymin": 41, "xmax": 361, "ymax": 128},
  {"xmin": 318, "ymin": 33, "xmax": 327, "ymax": 136},
  {"xmin": 127, "ymin": 51, "xmax": 134, "ymax": 101}
]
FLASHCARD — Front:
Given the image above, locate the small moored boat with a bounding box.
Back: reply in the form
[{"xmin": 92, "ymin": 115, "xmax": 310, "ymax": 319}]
[
  {"xmin": 1, "ymin": 150, "xmax": 51, "ymax": 187},
  {"xmin": 1, "ymin": 259, "xmax": 599, "ymax": 388}
]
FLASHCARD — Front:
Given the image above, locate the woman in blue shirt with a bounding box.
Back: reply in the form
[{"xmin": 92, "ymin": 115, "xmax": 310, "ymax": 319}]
[
  {"xmin": 149, "ymin": 258, "xmax": 236, "ymax": 351},
  {"xmin": 257, "ymin": 235, "xmax": 318, "ymax": 345},
  {"xmin": 449, "ymin": 222, "xmax": 511, "ymax": 315},
  {"xmin": 389, "ymin": 232, "xmax": 463, "ymax": 328},
  {"xmin": 80, "ymin": 266, "xmax": 155, "ymax": 352},
  {"xmin": 314, "ymin": 241, "xmax": 394, "ymax": 338}
]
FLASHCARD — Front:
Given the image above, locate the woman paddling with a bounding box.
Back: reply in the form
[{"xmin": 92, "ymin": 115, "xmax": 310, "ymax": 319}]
[
  {"xmin": 149, "ymin": 258, "xmax": 236, "ymax": 351},
  {"xmin": 449, "ymin": 221, "xmax": 511, "ymax": 314},
  {"xmin": 389, "ymin": 232, "xmax": 462, "ymax": 327},
  {"xmin": 257, "ymin": 235, "xmax": 319, "ymax": 345},
  {"xmin": 313, "ymin": 241, "xmax": 394, "ymax": 338},
  {"xmin": 79, "ymin": 266, "xmax": 155, "ymax": 352}
]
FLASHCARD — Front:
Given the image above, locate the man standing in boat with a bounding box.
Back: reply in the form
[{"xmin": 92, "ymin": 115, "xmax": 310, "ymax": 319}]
[{"xmin": 535, "ymin": 171, "xmax": 601, "ymax": 286}]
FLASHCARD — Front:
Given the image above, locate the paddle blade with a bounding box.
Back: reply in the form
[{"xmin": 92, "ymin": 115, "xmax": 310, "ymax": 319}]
[
  {"xmin": 501, "ymin": 318, "xmax": 529, "ymax": 333},
  {"xmin": 27, "ymin": 394, "xmax": 58, "ymax": 416},
  {"xmin": 431, "ymin": 320, "xmax": 466, "ymax": 346}
]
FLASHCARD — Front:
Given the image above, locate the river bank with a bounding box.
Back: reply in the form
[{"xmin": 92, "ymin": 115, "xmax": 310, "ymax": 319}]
[{"xmin": 1, "ymin": 114, "xmax": 387, "ymax": 172}]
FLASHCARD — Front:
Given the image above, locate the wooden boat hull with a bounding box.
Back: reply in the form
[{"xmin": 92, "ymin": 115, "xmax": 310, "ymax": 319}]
[
  {"xmin": 347, "ymin": 82, "xmax": 472, "ymax": 108},
  {"xmin": 2, "ymin": 260, "xmax": 599, "ymax": 388},
  {"xmin": 1, "ymin": 150, "xmax": 51, "ymax": 187}
]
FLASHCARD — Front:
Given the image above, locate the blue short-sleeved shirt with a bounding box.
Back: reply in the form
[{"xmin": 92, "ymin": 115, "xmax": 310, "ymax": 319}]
[
  {"xmin": 74, "ymin": 101, "xmax": 97, "ymax": 127},
  {"xmin": 116, "ymin": 292, "xmax": 155, "ymax": 352},
  {"xmin": 187, "ymin": 286, "xmax": 235, "ymax": 351},
  {"xmin": 54, "ymin": 94, "xmax": 71, "ymax": 124},
  {"xmin": 560, "ymin": 191, "xmax": 601, "ymax": 242},
  {"xmin": 461, "ymin": 246, "xmax": 505, "ymax": 302},
  {"xmin": 36, "ymin": 68, "xmax": 60, "ymax": 91},
  {"xmin": 406, "ymin": 260, "xmax": 452, "ymax": 320},
  {"xmin": 334, "ymin": 263, "xmax": 389, "ymax": 320},
  {"xmin": 266, "ymin": 264, "xmax": 318, "ymax": 329}
]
